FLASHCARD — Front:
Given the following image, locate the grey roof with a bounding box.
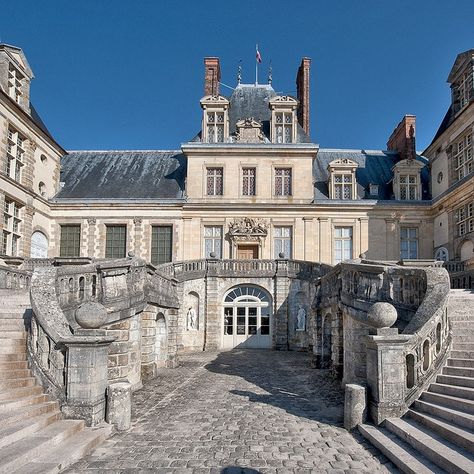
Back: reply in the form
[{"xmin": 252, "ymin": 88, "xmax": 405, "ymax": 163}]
[
  {"xmin": 55, "ymin": 151, "xmax": 186, "ymax": 200},
  {"xmin": 313, "ymin": 149, "xmax": 431, "ymax": 201}
]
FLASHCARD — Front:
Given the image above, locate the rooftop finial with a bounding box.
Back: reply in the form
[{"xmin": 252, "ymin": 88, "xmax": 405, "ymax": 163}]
[
  {"xmin": 237, "ymin": 60, "xmax": 242, "ymax": 85},
  {"xmin": 268, "ymin": 60, "xmax": 272, "ymax": 85}
]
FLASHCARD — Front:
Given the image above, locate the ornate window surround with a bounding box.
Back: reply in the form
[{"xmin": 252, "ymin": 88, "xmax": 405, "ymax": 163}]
[
  {"xmin": 269, "ymin": 95, "xmax": 298, "ymax": 144},
  {"xmin": 200, "ymin": 95, "xmax": 230, "ymax": 143},
  {"xmin": 327, "ymin": 159, "xmax": 359, "ymax": 200},
  {"xmin": 392, "ymin": 159, "xmax": 424, "ymax": 201}
]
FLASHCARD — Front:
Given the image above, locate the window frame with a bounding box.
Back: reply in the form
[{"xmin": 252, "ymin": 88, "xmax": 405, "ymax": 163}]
[
  {"xmin": 2, "ymin": 198, "xmax": 22, "ymax": 257},
  {"xmin": 455, "ymin": 201, "xmax": 474, "ymax": 237},
  {"xmin": 399, "ymin": 173, "xmax": 419, "ymax": 200},
  {"xmin": 6, "ymin": 126, "xmax": 25, "ymax": 182},
  {"xmin": 400, "ymin": 227, "xmax": 418, "ymax": 260},
  {"xmin": 203, "ymin": 225, "xmax": 223, "ymax": 258},
  {"xmin": 274, "ymin": 167, "xmax": 292, "ymax": 197},
  {"xmin": 451, "ymin": 132, "xmax": 473, "ymax": 182},
  {"xmin": 8, "ymin": 64, "xmax": 24, "ymax": 105},
  {"xmin": 59, "ymin": 224, "xmax": 81, "ymax": 258},
  {"xmin": 333, "ymin": 226, "xmax": 353, "ymax": 264},
  {"xmin": 273, "ymin": 226, "xmax": 293, "ymax": 259},
  {"xmin": 241, "ymin": 167, "xmax": 256, "ymax": 196},
  {"xmin": 206, "ymin": 167, "xmax": 224, "ymax": 196},
  {"xmin": 105, "ymin": 224, "xmax": 127, "ymax": 259},
  {"xmin": 150, "ymin": 225, "xmax": 173, "ymax": 265}
]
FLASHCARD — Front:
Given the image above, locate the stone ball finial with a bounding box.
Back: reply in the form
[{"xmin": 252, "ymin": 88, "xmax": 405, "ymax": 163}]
[
  {"xmin": 75, "ymin": 301, "xmax": 108, "ymax": 329},
  {"xmin": 359, "ymin": 252, "xmax": 367, "ymax": 259},
  {"xmin": 209, "ymin": 252, "xmax": 217, "ymax": 258},
  {"xmin": 127, "ymin": 251, "xmax": 135, "ymax": 258},
  {"xmin": 278, "ymin": 252, "xmax": 286, "ymax": 259},
  {"xmin": 366, "ymin": 302, "xmax": 398, "ymax": 329}
]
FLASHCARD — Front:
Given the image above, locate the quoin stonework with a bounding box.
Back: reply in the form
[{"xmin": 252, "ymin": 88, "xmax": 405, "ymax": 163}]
[{"xmin": 0, "ymin": 44, "xmax": 473, "ymax": 473}]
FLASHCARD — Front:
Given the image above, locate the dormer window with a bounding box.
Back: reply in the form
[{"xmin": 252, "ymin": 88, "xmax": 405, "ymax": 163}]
[
  {"xmin": 200, "ymin": 95, "xmax": 229, "ymax": 143},
  {"xmin": 327, "ymin": 159, "xmax": 359, "ymax": 200},
  {"xmin": 369, "ymin": 184, "xmax": 379, "ymax": 197},
  {"xmin": 8, "ymin": 64, "xmax": 24, "ymax": 105},
  {"xmin": 392, "ymin": 159, "xmax": 424, "ymax": 201},
  {"xmin": 452, "ymin": 69, "xmax": 473, "ymax": 113},
  {"xmin": 269, "ymin": 96, "xmax": 298, "ymax": 144}
]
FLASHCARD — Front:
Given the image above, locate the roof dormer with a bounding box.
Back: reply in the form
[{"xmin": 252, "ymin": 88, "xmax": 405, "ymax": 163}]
[
  {"xmin": 200, "ymin": 95, "xmax": 230, "ymax": 143},
  {"xmin": 0, "ymin": 44, "xmax": 34, "ymax": 113},
  {"xmin": 269, "ymin": 95, "xmax": 298, "ymax": 144},
  {"xmin": 327, "ymin": 158, "xmax": 359, "ymax": 200},
  {"xmin": 448, "ymin": 49, "xmax": 474, "ymax": 115}
]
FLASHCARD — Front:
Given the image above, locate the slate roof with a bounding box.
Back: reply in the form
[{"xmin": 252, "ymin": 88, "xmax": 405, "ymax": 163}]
[
  {"xmin": 313, "ymin": 149, "xmax": 431, "ymax": 201},
  {"xmin": 54, "ymin": 151, "xmax": 186, "ymax": 200}
]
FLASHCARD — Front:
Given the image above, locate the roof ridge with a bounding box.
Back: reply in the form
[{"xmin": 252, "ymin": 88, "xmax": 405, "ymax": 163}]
[
  {"xmin": 319, "ymin": 148, "xmax": 397, "ymax": 154},
  {"xmin": 66, "ymin": 149, "xmax": 181, "ymax": 153}
]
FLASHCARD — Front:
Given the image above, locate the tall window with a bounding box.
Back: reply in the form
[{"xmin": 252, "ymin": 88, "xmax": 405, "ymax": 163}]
[
  {"xmin": 204, "ymin": 226, "xmax": 222, "ymax": 258},
  {"xmin": 8, "ymin": 65, "xmax": 23, "ymax": 104},
  {"xmin": 399, "ymin": 174, "xmax": 418, "ymax": 200},
  {"xmin": 274, "ymin": 226, "xmax": 292, "ymax": 258},
  {"xmin": 400, "ymin": 228, "xmax": 418, "ymax": 260},
  {"xmin": 105, "ymin": 225, "xmax": 127, "ymax": 258},
  {"xmin": 206, "ymin": 167, "xmax": 223, "ymax": 196},
  {"xmin": 275, "ymin": 112, "xmax": 293, "ymax": 143},
  {"xmin": 151, "ymin": 226, "xmax": 172, "ymax": 265},
  {"xmin": 452, "ymin": 132, "xmax": 473, "ymax": 181},
  {"xmin": 242, "ymin": 168, "xmax": 256, "ymax": 196},
  {"xmin": 274, "ymin": 168, "xmax": 292, "ymax": 196},
  {"xmin": 334, "ymin": 227, "xmax": 352, "ymax": 264},
  {"xmin": 207, "ymin": 111, "xmax": 225, "ymax": 143},
  {"xmin": 60, "ymin": 225, "xmax": 81, "ymax": 257},
  {"xmin": 2, "ymin": 198, "xmax": 22, "ymax": 256},
  {"xmin": 453, "ymin": 70, "xmax": 474, "ymax": 112},
  {"xmin": 333, "ymin": 173, "xmax": 354, "ymax": 200},
  {"xmin": 455, "ymin": 202, "xmax": 474, "ymax": 237},
  {"xmin": 6, "ymin": 127, "xmax": 25, "ymax": 182}
]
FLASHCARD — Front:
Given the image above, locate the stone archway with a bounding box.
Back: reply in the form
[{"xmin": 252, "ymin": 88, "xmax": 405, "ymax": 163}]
[{"xmin": 459, "ymin": 239, "xmax": 474, "ymax": 261}]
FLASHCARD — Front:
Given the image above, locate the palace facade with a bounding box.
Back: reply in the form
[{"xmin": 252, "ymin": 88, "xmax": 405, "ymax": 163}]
[{"xmin": 0, "ymin": 44, "xmax": 473, "ymax": 272}]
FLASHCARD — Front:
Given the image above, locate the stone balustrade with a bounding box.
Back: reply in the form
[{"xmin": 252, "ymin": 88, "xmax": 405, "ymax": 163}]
[{"xmin": 0, "ymin": 265, "xmax": 31, "ymax": 289}]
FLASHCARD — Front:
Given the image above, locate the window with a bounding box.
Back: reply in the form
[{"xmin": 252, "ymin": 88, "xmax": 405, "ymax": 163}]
[
  {"xmin": 204, "ymin": 226, "xmax": 222, "ymax": 258},
  {"xmin": 206, "ymin": 167, "xmax": 223, "ymax": 196},
  {"xmin": 105, "ymin": 225, "xmax": 127, "ymax": 258},
  {"xmin": 242, "ymin": 167, "xmax": 256, "ymax": 196},
  {"xmin": 151, "ymin": 226, "xmax": 172, "ymax": 265},
  {"xmin": 400, "ymin": 227, "xmax": 418, "ymax": 260},
  {"xmin": 8, "ymin": 64, "xmax": 24, "ymax": 105},
  {"xmin": 455, "ymin": 202, "xmax": 474, "ymax": 237},
  {"xmin": 207, "ymin": 111, "xmax": 225, "ymax": 143},
  {"xmin": 6, "ymin": 127, "xmax": 25, "ymax": 182},
  {"xmin": 274, "ymin": 226, "xmax": 292, "ymax": 258},
  {"xmin": 60, "ymin": 225, "xmax": 81, "ymax": 257},
  {"xmin": 369, "ymin": 184, "xmax": 379, "ymax": 197},
  {"xmin": 453, "ymin": 69, "xmax": 474, "ymax": 112},
  {"xmin": 399, "ymin": 174, "xmax": 418, "ymax": 200},
  {"xmin": 451, "ymin": 132, "xmax": 473, "ymax": 181},
  {"xmin": 333, "ymin": 173, "xmax": 354, "ymax": 200},
  {"xmin": 334, "ymin": 227, "xmax": 352, "ymax": 264},
  {"xmin": 2, "ymin": 198, "xmax": 22, "ymax": 256},
  {"xmin": 275, "ymin": 112, "xmax": 293, "ymax": 143},
  {"xmin": 274, "ymin": 168, "xmax": 292, "ymax": 196},
  {"xmin": 38, "ymin": 182, "xmax": 46, "ymax": 197}
]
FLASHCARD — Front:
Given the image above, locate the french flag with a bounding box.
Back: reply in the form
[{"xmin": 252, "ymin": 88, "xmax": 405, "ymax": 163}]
[{"xmin": 256, "ymin": 45, "xmax": 262, "ymax": 63}]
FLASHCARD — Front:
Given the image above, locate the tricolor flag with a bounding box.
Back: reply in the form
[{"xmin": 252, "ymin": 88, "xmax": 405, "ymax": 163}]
[{"xmin": 256, "ymin": 45, "xmax": 262, "ymax": 63}]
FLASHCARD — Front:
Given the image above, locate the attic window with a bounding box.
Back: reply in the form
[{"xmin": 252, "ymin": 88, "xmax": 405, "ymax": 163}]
[
  {"xmin": 200, "ymin": 95, "xmax": 229, "ymax": 143},
  {"xmin": 369, "ymin": 184, "xmax": 379, "ymax": 197},
  {"xmin": 8, "ymin": 64, "xmax": 24, "ymax": 105},
  {"xmin": 269, "ymin": 95, "xmax": 298, "ymax": 144},
  {"xmin": 327, "ymin": 158, "xmax": 359, "ymax": 200},
  {"xmin": 452, "ymin": 69, "xmax": 473, "ymax": 113},
  {"xmin": 275, "ymin": 112, "xmax": 293, "ymax": 143},
  {"xmin": 392, "ymin": 159, "xmax": 424, "ymax": 201}
]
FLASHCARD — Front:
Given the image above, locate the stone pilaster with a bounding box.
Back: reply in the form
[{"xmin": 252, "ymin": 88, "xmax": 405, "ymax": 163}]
[
  {"xmin": 133, "ymin": 218, "xmax": 142, "ymax": 256},
  {"xmin": 274, "ymin": 259, "xmax": 290, "ymax": 350},
  {"xmin": 21, "ymin": 139, "xmax": 36, "ymax": 191},
  {"xmin": 204, "ymin": 258, "xmax": 220, "ymax": 350},
  {"xmin": 166, "ymin": 307, "xmax": 179, "ymax": 367},
  {"xmin": 20, "ymin": 203, "xmax": 35, "ymax": 257},
  {"xmin": 87, "ymin": 219, "xmax": 96, "ymax": 257}
]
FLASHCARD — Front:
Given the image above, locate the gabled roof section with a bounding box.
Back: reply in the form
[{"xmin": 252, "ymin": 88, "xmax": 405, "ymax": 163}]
[
  {"xmin": 54, "ymin": 151, "xmax": 186, "ymax": 201},
  {"xmin": 447, "ymin": 49, "xmax": 474, "ymax": 83},
  {"xmin": 0, "ymin": 44, "xmax": 34, "ymax": 78}
]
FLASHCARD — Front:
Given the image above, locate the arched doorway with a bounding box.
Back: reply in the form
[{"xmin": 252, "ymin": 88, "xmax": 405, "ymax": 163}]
[
  {"xmin": 30, "ymin": 231, "xmax": 48, "ymax": 258},
  {"xmin": 222, "ymin": 285, "xmax": 272, "ymax": 349},
  {"xmin": 460, "ymin": 240, "xmax": 474, "ymax": 261}
]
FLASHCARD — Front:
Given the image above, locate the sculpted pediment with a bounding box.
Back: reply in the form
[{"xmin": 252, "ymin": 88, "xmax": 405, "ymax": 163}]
[
  {"xmin": 235, "ymin": 117, "xmax": 266, "ymax": 143},
  {"xmin": 327, "ymin": 158, "xmax": 359, "ymax": 169},
  {"xmin": 228, "ymin": 217, "xmax": 269, "ymax": 236}
]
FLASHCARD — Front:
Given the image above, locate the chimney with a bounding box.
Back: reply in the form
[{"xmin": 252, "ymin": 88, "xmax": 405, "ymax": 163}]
[
  {"xmin": 296, "ymin": 57, "xmax": 311, "ymax": 136},
  {"xmin": 387, "ymin": 115, "xmax": 416, "ymax": 161},
  {"xmin": 204, "ymin": 57, "xmax": 221, "ymax": 96}
]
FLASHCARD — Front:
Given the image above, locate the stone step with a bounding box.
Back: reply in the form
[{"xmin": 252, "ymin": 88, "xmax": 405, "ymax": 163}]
[
  {"xmin": 453, "ymin": 343, "xmax": 474, "ymax": 352},
  {"xmin": 0, "ymin": 360, "xmax": 28, "ymax": 370},
  {"xmin": 413, "ymin": 400, "xmax": 474, "ymax": 431},
  {"xmin": 0, "ymin": 411, "xmax": 61, "ymax": 450},
  {"xmin": 450, "ymin": 313, "xmax": 474, "ymax": 321},
  {"xmin": 0, "ymin": 353, "xmax": 26, "ymax": 362},
  {"xmin": 421, "ymin": 392, "xmax": 474, "ymax": 415},
  {"xmin": 451, "ymin": 321, "xmax": 474, "ymax": 328},
  {"xmin": 0, "ymin": 419, "xmax": 84, "ymax": 473},
  {"xmin": 451, "ymin": 350, "xmax": 474, "ymax": 360},
  {"xmin": 0, "ymin": 377, "xmax": 36, "ymax": 391},
  {"xmin": 0, "ymin": 385, "xmax": 43, "ymax": 402},
  {"xmin": 0, "ymin": 392, "xmax": 49, "ymax": 411},
  {"xmin": 0, "ymin": 311, "xmax": 29, "ymax": 319},
  {"xmin": 0, "ymin": 368, "xmax": 31, "ymax": 379},
  {"xmin": 444, "ymin": 366, "xmax": 474, "ymax": 378},
  {"xmin": 0, "ymin": 331, "xmax": 27, "ymax": 340},
  {"xmin": 0, "ymin": 341, "xmax": 26, "ymax": 354},
  {"xmin": 437, "ymin": 374, "xmax": 474, "ymax": 389},
  {"xmin": 13, "ymin": 423, "xmax": 113, "ymax": 474},
  {"xmin": 448, "ymin": 359, "xmax": 474, "ymax": 369},
  {"xmin": 384, "ymin": 417, "xmax": 474, "ymax": 473},
  {"xmin": 406, "ymin": 409, "xmax": 474, "ymax": 454},
  {"xmin": 453, "ymin": 335, "xmax": 474, "ymax": 343},
  {"xmin": 429, "ymin": 383, "xmax": 474, "ymax": 401},
  {"xmin": 0, "ymin": 401, "xmax": 59, "ymax": 430},
  {"xmin": 0, "ymin": 319, "xmax": 28, "ymax": 330},
  {"xmin": 358, "ymin": 423, "xmax": 440, "ymax": 474}
]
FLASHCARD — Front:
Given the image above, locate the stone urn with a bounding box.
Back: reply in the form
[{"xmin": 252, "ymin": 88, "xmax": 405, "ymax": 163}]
[
  {"xmin": 75, "ymin": 301, "xmax": 108, "ymax": 329},
  {"xmin": 366, "ymin": 302, "xmax": 398, "ymax": 329}
]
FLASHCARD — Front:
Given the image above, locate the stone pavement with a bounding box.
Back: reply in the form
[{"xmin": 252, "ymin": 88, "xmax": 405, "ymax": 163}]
[{"xmin": 66, "ymin": 350, "xmax": 397, "ymax": 473}]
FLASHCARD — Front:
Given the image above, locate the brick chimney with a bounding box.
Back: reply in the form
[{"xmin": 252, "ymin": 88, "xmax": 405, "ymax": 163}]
[
  {"xmin": 204, "ymin": 57, "xmax": 221, "ymax": 96},
  {"xmin": 387, "ymin": 115, "xmax": 416, "ymax": 161},
  {"xmin": 296, "ymin": 57, "xmax": 311, "ymax": 136}
]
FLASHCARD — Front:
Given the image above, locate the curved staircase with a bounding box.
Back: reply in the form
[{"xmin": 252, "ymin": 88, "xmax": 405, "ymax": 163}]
[
  {"xmin": 359, "ymin": 289, "xmax": 474, "ymax": 473},
  {"xmin": 0, "ymin": 289, "xmax": 111, "ymax": 474}
]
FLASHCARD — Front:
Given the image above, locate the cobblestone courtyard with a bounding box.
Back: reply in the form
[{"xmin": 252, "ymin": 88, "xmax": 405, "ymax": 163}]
[{"xmin": 67, "ymin": 350, "xmax": 396, "ymax": 473}]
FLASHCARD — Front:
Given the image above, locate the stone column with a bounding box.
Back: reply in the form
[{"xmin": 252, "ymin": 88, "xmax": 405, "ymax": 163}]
[
  {"xmin": 274, "ymin": 259, "xmax": 290, "ymax": 350},
  {"xmin": 61, "ymin": 329, "xmax": 115, "ymax": 426},
  {"xmin": 204, "ymin": 258, "xmax": 220, "ymax": 351}
]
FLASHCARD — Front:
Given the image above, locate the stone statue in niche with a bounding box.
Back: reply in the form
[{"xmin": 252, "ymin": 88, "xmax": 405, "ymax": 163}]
[
  {"xmin": 296, "ymin": 305, "xmax": 306, "ymax": 332},
  {"xmin": 187, "ymin": 307, "xmax": 197, "ymax": 330}
]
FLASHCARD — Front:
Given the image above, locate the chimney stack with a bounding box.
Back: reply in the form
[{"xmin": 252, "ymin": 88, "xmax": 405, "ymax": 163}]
[
  {"xmin": 204, "ymin": 57, "xmax": 221, "ymax": 96},
  {"xmin": 387, "ymin": 115, "xmax": 416, "ymax": 161},
  {"xmin": 296, "ymin": 57, "xmax": 311, "ymax": 136}
]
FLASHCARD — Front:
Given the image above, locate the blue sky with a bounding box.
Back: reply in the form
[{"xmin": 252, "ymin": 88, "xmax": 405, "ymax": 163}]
[{"xmin": 1, "ymin": 1, "xmax": 473, "ymax": 152}]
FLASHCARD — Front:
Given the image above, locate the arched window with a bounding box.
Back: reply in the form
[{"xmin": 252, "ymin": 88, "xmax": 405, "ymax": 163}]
[{"xmin": 30, "ymin": 231, "xmax": 48, "ymax": 258}]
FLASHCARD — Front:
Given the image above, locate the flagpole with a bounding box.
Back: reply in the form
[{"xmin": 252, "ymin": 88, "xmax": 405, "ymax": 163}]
[{"xmin": 255, "ymin": 44, "xmax": 258, "ymax": 85}]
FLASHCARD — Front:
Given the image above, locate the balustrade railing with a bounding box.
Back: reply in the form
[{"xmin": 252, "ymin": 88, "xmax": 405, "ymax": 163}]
[{"xmin": 0, "ymin": 265, "xmax": 31, "ymax": 289}]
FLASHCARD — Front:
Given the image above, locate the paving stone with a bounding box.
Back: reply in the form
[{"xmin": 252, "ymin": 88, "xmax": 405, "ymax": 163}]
[{"xmin": 64, "ymin": 350, "xmax": 396, "ymax": 473}]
